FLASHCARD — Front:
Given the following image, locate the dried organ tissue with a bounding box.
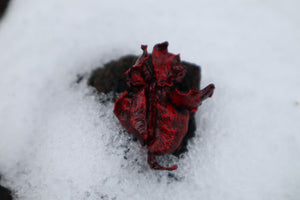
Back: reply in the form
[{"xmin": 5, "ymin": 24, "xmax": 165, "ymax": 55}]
[{"xmin": 114, "ymin": 42, "xmax": 215, "ymax": 170}]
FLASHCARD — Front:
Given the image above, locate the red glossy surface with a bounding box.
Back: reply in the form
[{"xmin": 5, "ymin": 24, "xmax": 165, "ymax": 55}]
[{"xmin": 114, "ymin": 42, "xmax": 215, "ymax": 170}]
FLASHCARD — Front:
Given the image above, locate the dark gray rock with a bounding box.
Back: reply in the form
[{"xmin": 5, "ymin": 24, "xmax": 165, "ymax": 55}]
[
  {"xmin": 0, "ymin": 0, "xmax": 10, "ymax": 19},
  {"xmin": 0, "ymin": 184, "xmax": 13, "ymax": 200}
]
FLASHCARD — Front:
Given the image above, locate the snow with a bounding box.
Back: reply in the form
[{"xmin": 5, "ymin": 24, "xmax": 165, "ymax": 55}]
[{"xmin": 0, "ymin": 0, "xmax": 300, "ymax": 199}]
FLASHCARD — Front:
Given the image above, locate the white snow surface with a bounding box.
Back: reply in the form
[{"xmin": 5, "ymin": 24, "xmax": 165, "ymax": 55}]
[{"xmin": 0, "ymin": 0, "xmax": 300, "ymax": 199}]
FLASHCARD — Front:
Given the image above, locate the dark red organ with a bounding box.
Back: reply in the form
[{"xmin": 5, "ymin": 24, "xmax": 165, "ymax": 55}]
[{"xmin": 114, "ymin": 42, "xmax": 215, "ymax": 170}]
